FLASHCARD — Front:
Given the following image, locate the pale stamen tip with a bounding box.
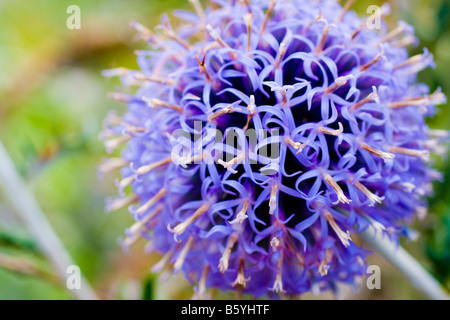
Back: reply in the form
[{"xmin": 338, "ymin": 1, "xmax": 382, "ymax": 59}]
[{"xmin": 325, "ymin": 212, "xmax": 352, "ymax": 247}]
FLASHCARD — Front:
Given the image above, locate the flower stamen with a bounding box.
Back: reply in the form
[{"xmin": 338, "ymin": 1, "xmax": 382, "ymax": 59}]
[
  {"xmin": 117, "ymin": 175, "xmax": 136, "ymax": 191},
  {"xmin": 324, "ymin": 211, "xmax": 352, "ymax": 247},
  {"xmin": 285, "ymin": 137, "xmax": 309, "ymax": 154},
  {"xmin": 102, "ymin": 67, "xmax": 129, "ymax": 78},
  {"xmin": 106, "ymin": 194, "xmax": 139, "ymax": 212},
  {"xmin": 423, "ymin": 139, "xmax": 447, "ymax": 156},
  {"xmin": 337, "ymin": 0, "xmax": 356, "ymax": 23},
  {"xmin": 151, "ymin": 250, "xmax": 174, "ymax": 273},
  {"xmin": 243, "ymin": 95, "xmax": 256, "ymax": 131},
  {"xmin": 129, "ymin": 204, "xmax": 163, "ymax": 235},
  {"xmin": 271, "ymin": 251, "xmax": 286, "ymax": 293},
  {"xmin": 229, "ymin": 200, "xmax": 250, "ymax": 224},
  {"xmin": 174, "ymin": 237, "xmax": 195, "ymax": 273},
  {"xmin": 324, "ymin": 174, "xmax": 351, "ymax": 204},
  {"xmin": 360, "ymin": 44, "xmax": 385, "ymax": 71},
  {"xmin": 219, "ymin": 233, "xmax": 239, "ymax": 273},
  {"xmin": 206, "ymin": 24, "xmax": 231, "ymax": 49},
  {"xmin": 270, "ymin": 236, "xmax": 280, "ymax": 251},
  {"xmin": 135, "ymin": 188, "xmax": 167, "ymax": 216},
  {"xmin": 269, "ymin": 183, "xmax": 279, "ymax": 215},
  {"xmin": 98, "ymin": 158, "xmax": 129, "ymax": 176},
  {"xmin": 388, "ymin": 90, "xmax": 446, "ymax": 110},
  {"xmin": 415, "ymin": 206, "xmax": 427, "ymax": 220},
  {"xmin": 195, "ymin": 265, "xmax": 210, "ymax": 300},
  {"xmin": 427, "ymin": 129, "xmax": 449, "ymax": 139},
  {"xmin": 107, "ymin": 92, "xmax": 133, "ymax": 103},
  {"xmin": 218, "ymin": 153, "xmax": 246, "ymax": 174},
  {"xmin": 259, "ymin": 0, "xmax": 277, "ymax": 35},
  {"xmin": 314, "ymin": 23, "xmax": 330, "ymax": 55},
  {"xmin": 302, "ymin": 13, "xmax": 323, "ymax": 35},
  {"xmin": 188, "ymin": 0, "xmax": 205, "ymax": 22},
  {"xmin": 133, "ymin": 157, "xmax": 172, "ymax": 177},
  {"xmin": 388, "ymin": 146, "xmax": 430, "ymax": 161},
  {"xmin": 324, "ymin": 76, "xmax": 353, "ymax": 95},
  {"xmin": 123, "ymin": 124, "xmax": 147, "ymax": 135},
  {"xmin": 164, "ymin": 20, "xmax": 192, "ymax": 50},
  {"xmin": 196, "ymin": 52, "xmax": 213, "ymax": 82},
  {"xmin": 133, "ymin": 73, "xmax": 175, "ymax": 85},
  {"xmin": 393, "ymin": 52, "xmax": 428, "ymax": 71},
  {"xmin": 353, "ymin": 180, "xmax": 383, "ymax": 206},
  {"xmin": 274, "ymin": 34, "xmax": 290, "ymax": 68},
  {"xmin": 143, "ymin": 97, "xmax": 183, "ymax": 113},
  {"xmin": 129, "ymin": 21, "xmax": 155, "ymax": 42},
  {"xmin": 208, "ymin": 104, "xmax": 235, "ymax": 122},
  {"xmin": 173, "ymin": 153, "xmax": 208, "ymax": 168},
  {"xmin": 398, "ymin": 182, "xmax": 416, "ymax": 193},
  {"xmin": 317, "ymin": 122, "xmax": 344, "ymax": 137},
  {"xmin": 104, "ymin": 135, "xmax": 132, "ymax": 153},
  {"xmin": 350, "ymin": 86, "xmax": 379, "ymax": 110},
  {"xmin": 244, "ymin": 13, "xmax": 254, "ymax": 52},
  {"xmin": 318, "ymin": 249, "xmax": 333, "ymax": 276},
  {"xmin": 103, "ymin": 111, "xmax": 123, "ymax": 127},
  {"xmin": 391, "ymin": 35, "xmax": 417, "ymax": 47},
  {"xmin": 232, "ymin": 258, "xmax": 251, "ymax": 287},
  {"xmin": 122, "ymin": 204, "xmax": 163, "ymax": 250},
  {"xmin": 380, "ymin": 22, "xmax": 409, "ymax": 44},
  {"xmin": 169, "ymin": 203, "xmax": 210, "ymax": 235},
  {"xmin": 360, "ymin": 142, "xmax": 395, "ymax": 162}
]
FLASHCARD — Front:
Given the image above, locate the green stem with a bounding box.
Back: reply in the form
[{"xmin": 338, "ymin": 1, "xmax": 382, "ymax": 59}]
[
  {"xmin": 361, "ymin": 225, "xmax": 449, "ymax": 300},
  {"xmin": 0, "ymin": 142, "xmax": 98, "ymax": 300}
]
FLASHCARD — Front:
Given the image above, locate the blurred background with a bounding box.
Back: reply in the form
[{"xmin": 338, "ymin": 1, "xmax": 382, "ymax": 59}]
[{"xmin": 0, "ymin": 0, "xmax": 448, "ymax": 300}]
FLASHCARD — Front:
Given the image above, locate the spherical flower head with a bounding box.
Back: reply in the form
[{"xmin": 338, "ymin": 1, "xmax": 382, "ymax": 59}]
[{"xmin": 101, "ymin": 0, "xmax": 448, "ymax": 298}]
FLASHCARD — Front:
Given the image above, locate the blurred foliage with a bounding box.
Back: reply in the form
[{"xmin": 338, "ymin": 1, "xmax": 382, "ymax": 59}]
[{"xmin": 0, "ymin": 0, "xmax": 448, "ymax": 299}]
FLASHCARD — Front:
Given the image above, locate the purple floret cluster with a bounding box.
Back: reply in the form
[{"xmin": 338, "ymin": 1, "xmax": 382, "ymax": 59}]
[{"xmin": 101, "ymin": 0, "xmax": 447, "ymax": 298}]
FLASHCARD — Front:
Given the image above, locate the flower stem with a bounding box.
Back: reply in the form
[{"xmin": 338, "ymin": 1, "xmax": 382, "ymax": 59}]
[
  {"xmin": 0, "ymin": 142, "xmax": 98, "ymax": 300},
  {"xmin": 361, "ymin": 225, "xmax": 449, "ymax": 300}
]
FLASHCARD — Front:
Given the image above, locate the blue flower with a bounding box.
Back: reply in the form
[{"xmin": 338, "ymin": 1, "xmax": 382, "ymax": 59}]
[{"xmin": 101, "ymin": 0, "xmax": 447, "ymax": 298}]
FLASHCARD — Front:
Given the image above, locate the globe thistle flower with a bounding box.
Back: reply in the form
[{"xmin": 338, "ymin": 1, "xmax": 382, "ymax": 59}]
[{"xmin": 101, "ymin": 0, "xmax": 448, "ymax": 298}]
